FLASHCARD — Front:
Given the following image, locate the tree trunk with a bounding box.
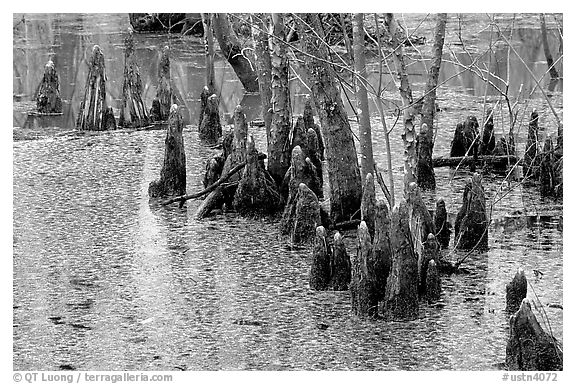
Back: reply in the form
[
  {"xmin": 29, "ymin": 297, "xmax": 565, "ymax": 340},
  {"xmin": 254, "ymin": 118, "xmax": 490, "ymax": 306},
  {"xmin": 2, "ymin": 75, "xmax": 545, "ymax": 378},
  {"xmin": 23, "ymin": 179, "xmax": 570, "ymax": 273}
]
[
  {"xmin": 539, "ymin": 14, "xmax": 560, "ymax": 81},
  {"xmin": 36, "ymin": 59, "xmax": 62, "ymax": 114},
  {"xmin": 266, "ymin": 13, "xmax": 293, "ymax": 185},
  {"xmin": 360, "ymin": 173, "xmax": 376, "ymax": 239},
  {"xmin": 417, "ymin": 13, "xmax": 446, "ymax": 189},
  {"xmin": 148, "ymin": 105, "xmax": 186, "ymax": 198},
  {"xmin": 77, "ymin": 45, "xmax": 113, "ymax": 131},
  {"xmin": 251, "ymin": 14, "xmax": 273, "ymax": 137},
  {"xmin": 416, "ymin": 123, "xmax": 435, "ymax": 189},
  {"xmin": 524, "ymin": 110, "xmax": 539, "ymax": 179},
  {"xmin": 212, "ymin": 13, "xmax": 259, "ymax": 93},
  {"xmin": 119, "ymin": 32, "xmax": 149, "ymax": 128},
  {"xmin": 352, "ymin": 13, "xmax": 375, "ymax": 182},
  {"xmin": 296, "ymin": 13, "xmax": 362, "ymax": 223},
  {"xmin": 150, "ymin": 46, "xmax": 172, "ymax": 122},
  {"xmin": 385, "ymin": 13, "xmax": 417, "ymax": 193},
  {"xmin": 201, "ymin": 13, "xmax": 216, "ymax": 92}
]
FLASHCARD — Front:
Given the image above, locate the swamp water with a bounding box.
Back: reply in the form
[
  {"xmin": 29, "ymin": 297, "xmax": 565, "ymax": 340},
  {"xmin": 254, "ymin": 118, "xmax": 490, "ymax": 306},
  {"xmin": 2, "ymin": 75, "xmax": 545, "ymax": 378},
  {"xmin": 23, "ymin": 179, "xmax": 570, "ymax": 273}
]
[{"xmin": 13, "ymin": 13, "xmax": 562, "ymax": 370}]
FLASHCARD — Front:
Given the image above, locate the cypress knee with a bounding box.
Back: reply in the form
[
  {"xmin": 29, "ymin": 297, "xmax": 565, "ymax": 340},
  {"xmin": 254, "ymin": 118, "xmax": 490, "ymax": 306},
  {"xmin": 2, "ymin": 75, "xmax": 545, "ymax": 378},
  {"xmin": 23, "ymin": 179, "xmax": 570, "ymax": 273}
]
[
  {"xmin": 119, "ymin": 32, "xmax": 149, "ymax": 128},
  {"xmin": 425, "ymin": 259, "xmax": 441, "ymax": 302},
  {"xmin": 434, "ymin": 199, "xmax": 451, "ymax": 249},
  {"xmin": 524, "ymin": 110, "xmax": 539, "ymax": 179},
  {"xmin": 198, "ymin": 94, "xmax": 222, "ymax": 145},
  {"xmin": 233, "ymin": 136, "xmax": 282, "ymax": 216},
  {"xmin": 506, "ymin": 299, "xmax": 562, "ymax": 371},
  {"xmin": 77, "ymin": 45, "xmax": 112, "ymax": 131},
  {"xmin": 36, "ymin": 59, "xmax": 63, "ymax": 114},
  {"xmin": 416, "ymin": 123, "xmax": 436, "ymax": 190},
  {"xmin": 454, "ymin": 174, "xmax": 488, "ymax": 251},
  {"xmin": 372, "ymin": 199, "xmax": 392, "ymax": 301},
  {"xmin": 310, "ymin": 226, "xmax": 331, "ymax": 290},
  {"xmin": 330, "ymin": 231, "xmax": 351, "ymax": 291},
  {"xmin": 506, "ymin": 268, "xmax": 527, "ymax": 313},
  {"xmin": 384, "ymin": 200, "xmax": 419, "ymax": 321},
  {"xmin": 148, "ymin": 105, "xmax": 186, "ymax": 198},
  {"xmin": 351, "ymin": 221, "xmax": 378, "ymax": 318},
  {"xmin": 150, "ymin": 46, "xmax": 172, "ymax": 122}
]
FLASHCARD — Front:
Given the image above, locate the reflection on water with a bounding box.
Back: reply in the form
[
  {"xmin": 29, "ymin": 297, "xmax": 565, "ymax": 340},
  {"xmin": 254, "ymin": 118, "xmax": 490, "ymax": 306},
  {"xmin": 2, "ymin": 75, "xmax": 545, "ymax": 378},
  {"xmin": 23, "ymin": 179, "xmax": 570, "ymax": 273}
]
[{"xmin": 13, "ymin": 13, "xmax": 562, "ymax": 370}]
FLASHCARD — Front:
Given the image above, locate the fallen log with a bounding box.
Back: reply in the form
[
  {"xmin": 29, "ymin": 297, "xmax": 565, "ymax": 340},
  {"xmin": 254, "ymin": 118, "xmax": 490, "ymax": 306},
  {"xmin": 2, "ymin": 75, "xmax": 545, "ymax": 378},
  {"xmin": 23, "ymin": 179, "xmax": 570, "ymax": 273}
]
[
  {"xmin": 432, "ymin": 154, "xmax": 520, "ymax": 168},
  {"xmin": 161, "ymin": 161, "xmax": 246, "ymax": 206}
]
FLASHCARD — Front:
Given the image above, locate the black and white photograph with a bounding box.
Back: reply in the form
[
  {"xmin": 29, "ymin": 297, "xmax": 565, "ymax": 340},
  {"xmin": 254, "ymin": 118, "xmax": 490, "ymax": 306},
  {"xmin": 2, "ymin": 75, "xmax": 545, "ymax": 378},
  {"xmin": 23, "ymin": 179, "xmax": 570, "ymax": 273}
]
[{"xmin": 10, "ymin": 5, "xmax": 565, "ymax": 380}]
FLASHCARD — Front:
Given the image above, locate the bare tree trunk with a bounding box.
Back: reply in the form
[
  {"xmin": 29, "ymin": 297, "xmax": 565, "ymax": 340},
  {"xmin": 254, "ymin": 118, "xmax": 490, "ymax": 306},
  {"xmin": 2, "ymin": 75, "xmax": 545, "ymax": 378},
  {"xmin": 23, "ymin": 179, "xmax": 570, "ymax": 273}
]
[
  {"xmin": 352, "ymin": 13, "xmax": 375, "ymax": 183},
  {"xmin": 150, "ymin": 46, "xmax": 172, "ymax": 122},
  {"xmin": 267, "ymin": 13, "xmax": 292, "ymax": 185},
  {"xmin": 539, "ymin": 14, "xmax": 560, "ymax": 81},
  {"xmin": 384, "ymin": 13, "xmax": 417, "ymax": 194},
  {"xmin": 212, "ymin": 13, "xmax": 259, "ymax": 93},
  {"xmin": 201, "ymin": 13, "xmax": 216, "ymax": 92},
  {"xmin": 296, "ymin": 13, "xmax": 362, "ymax": 223},
  {"xmin": 251, "ymin": 14, "xmax": 273, "ymax": 134},
  {"xmin": 417, "ymin": 12, "xmax": 446, "ymax": 190}
]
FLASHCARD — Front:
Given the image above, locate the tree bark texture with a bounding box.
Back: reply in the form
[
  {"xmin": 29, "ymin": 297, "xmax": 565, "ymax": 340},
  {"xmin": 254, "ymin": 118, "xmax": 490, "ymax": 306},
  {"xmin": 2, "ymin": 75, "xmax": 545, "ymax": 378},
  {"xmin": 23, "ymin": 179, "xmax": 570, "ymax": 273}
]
[
  {"xmin": 425, "ymin": 259, "xmax": 441, "ymax": 302},
  {"xmin": 352, "ymin": 13, "xmax": 375, "ymax": 183},
  {"xmin": 296, "ymin": 13, "xmax": 362, "ymax": 223},
  {"xmin": 201, "ymin": 13, "xmax": 216, "ymax": 91},
  {"xmin": 212, "ymin": 13, "xmax": 259, "ymax": 93},
  {"xmin": 148, "ymin": 105, "xmax": 186, "ymax": 198},
  {"xmin": 119, "ymin": 33, "xmax": 149, "ymax": 128},
  {"xmin": 267, "ymin": 13, "xmax": 293, "ymax": 185},
  {"xmin": 418, "ymin": 233, "xmax": 440, "ymax": 296},
  {"xmin": 385, "ymin": 13, "xmax": 417, "ymax": 193},
  {"xmin": 360, "ymin": 173, "xmax": 376, "ymax": 239},
  {"xmin": 150, "ymin": 46, "xmax": 172, "ymax": 122},
  {"xmin": 384, "ymin": 200, "xmax": 419, "ymax": 321},
  {"xmin": 454, "ymin": 173, "xmax": 488, "ymax": 251},
  {"xmin": 251, "ymin": 14, "xmax": 273, "ymax": 137},
  {"xmin": 77, "ymin": 45, "xmax": 115, "ymax": 131},
  {"xmin": 281, "ymin": 183, "xmax": 322, "ymax": 244},
  {"xmin": 416, "ymin": 123, "xmax": 436, "ymax": 190},
  {"xmin": 303, "ymin": 95, "xmax": 325, "ymax": 160},
  {"xmin": 36, "ymin": 59, "xmax": 63, "ymax": 114},
  {"xmin": 506, "ymin": 299, "xmax": 563, "ymax": 371},
  {"xmin": 524, "ymin": 110, "xmax": 539, "ymax": 179}
]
